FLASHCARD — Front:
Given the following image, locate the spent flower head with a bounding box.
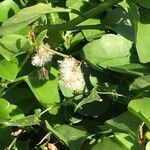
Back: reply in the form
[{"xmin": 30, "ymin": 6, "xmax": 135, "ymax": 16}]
[
  {"xmin": 38, "ymin": 67, "xmax": 49, "ymax": 80},
  {"xmin": 58, "ymin": 57, "xmax": 85, "ymax": 91},
  {"xmin": 31, "ymin": 44, "xmax": 53, "ymax": 67}
]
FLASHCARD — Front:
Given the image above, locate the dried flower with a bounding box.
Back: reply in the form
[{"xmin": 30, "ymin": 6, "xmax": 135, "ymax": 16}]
[
  {"xmin": 38, "ymin": 67, "xmax": 49, "ymax": 80},
  {"xmin": 31, "ymin": 44, "xmax": 53, "ymax": 67},
  {"xmin": 11, "ymin": 129, "xmax": 26, "ymax": 137},
  {"xmin": 58, "ymin": 57, "xmax": 85, "ymax": 91}
]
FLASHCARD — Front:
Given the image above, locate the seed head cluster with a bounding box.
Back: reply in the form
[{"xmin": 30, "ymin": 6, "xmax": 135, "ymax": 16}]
[
  {"xmin": 58, "ymin": 57, "xmax": 85, "ymax": 91},
  {"xmin": 31, "ymin": 44, "xmax": 53, "ymax": 67}
]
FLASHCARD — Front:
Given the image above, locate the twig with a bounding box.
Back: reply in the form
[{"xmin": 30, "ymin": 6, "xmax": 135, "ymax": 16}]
[{"xmin": 6, "ymin": 138, "xmax": 17, "ymax": 150}]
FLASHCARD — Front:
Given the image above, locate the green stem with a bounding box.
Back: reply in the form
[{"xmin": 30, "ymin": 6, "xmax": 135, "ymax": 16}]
[
  {"xmin": 42, "ymin": 45, "xmax": 70, "ymax": 58},
  {"xmin": 40, "ymin": 105, "xmax": 55, "ymax": 117},
  {"xmin": 36, "ymin": 0, "xmax": 122, "ymax": 31},
  {"xmin": 7, "ymin": 138, "xmax": 17, "ymax": 150},
  {"xmin": 98, "ymin": 91, "xmax": 124, "ymax": 97},
  {"xmin": 37, "ymin": 133, "xmax": 51, "ymax": 146},
  {"xmin": 50, "ymin": 49, "xmax": 70, "ymax": 58}
]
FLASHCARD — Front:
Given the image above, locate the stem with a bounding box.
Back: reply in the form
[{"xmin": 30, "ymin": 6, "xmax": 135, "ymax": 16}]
[
  {"xmin": 42, "ymin": 45, "xmax": 70, "ymax": 58},
  {"xmin": 98, "ymin": 91, "xmax": 124, "ymax": 97},
  {"xmin": 35, "ymin": 0, "xmax": 122, "ymax": 31},
  {"xmin": 51, "ymin": 49, "xmax": 70, "ymax": 58},
  {"xmin": 40, "ymin": 105, "xmax": 55, "ymax": 117},
  {"xmin": 37, "ymin": 133, "xmax": 51, "ymax": 146},
  {"xmin": 7, "ymin": 138, "xmax": 17, "ymax": 150}
]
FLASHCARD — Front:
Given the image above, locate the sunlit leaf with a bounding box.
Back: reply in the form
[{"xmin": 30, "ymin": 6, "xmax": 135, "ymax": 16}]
[
  {"xmin": 105, "ymin": 111, "xmax": 142, "ymax": 135},
  {"xmin": 91, "ymin": 136, "xmax": 125, "ymax": 150},
  {"xmin": 136, "ymin": 9, "xmax": 150, "ymax": 63},
  {"xmin": 130, "ymin": 75, "xmax": 150, "ymax": 90},
  {"xmin": 114, "ymin": 133, "xmax": 141, "ymax": 149},
  {"xmin": 0, "ymin": 57, "xmax": 19, "ymax": 81},
  {"xmin": 0, "ymin": 98, "xmax": 11, "ymax": 119},
  {"xmin": 46, "ymin": 121, "xmax": 88, "ymax": 150},
  {"xmin": 0, "ymin": 98, "xmax": 24, "ymax": 120},
  {"xmin": 0, "ymin": 34, "xmax": 29, "ymax": 61},
  {"xmin": 0, "ymin": 0, "xmax": 20, "ymax": 22},
  {"xmin": 18, "ymin": 67, "xmax": 60, "ymax": 107},
  {"xmin": 0, "ymin": 109, "xmax": 41, "ymax": 126},
  {"xmin": 146, "ymin": 141, "xmax": 150, "ymax": 150},
  {"xmin": 0, "ymin": 3, "xmax": 71, "ymax": 35},
  {"xmin": 128, "ymin": 97, "xmax": 150, "ymax": 129},
  {"xmin": 82, "ymin": 34, "xmax": 132, "ymax": 69}
]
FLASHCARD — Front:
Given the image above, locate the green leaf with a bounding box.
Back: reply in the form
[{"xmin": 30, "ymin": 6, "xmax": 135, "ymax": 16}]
[
  {"xmin": 46, "ymin": 30, "xmax": 64, "ymax": 48},
  {"xmin": 126, "ymin": 0, "xmax": 139, "ymax": 43},
  {"xmin": 36, "ymin": 29, "xmax": 48, "ymax": 43},
  {"xmin": 8, "ymin": 104, "xmax": 25, "ymax": 120},
  {"xmin": 0, "ymin": 98, "xmax": 11, "ymax": 119},
  {"xmin": 130, "ymin": 75, "xmax": 150, "ymax": 90},
  {"xmin": 136, "ymin": 22, "xmax": 150, "ymax": 63},
  {"xmin": 66, "ymin": 0, "xmax": 83, "ymax": 19},
  {"xmin": 4, "ymin": 86, "xmax": 40, "ymax": 114},
  {"xmin": 69, "ymin": 32, "xmax": 84, "ymax": 50},
  {"xmin": 146, "ymin": 141, "xmax": 150, "ymax": 150},
  {"xmin": 0, "ymin": 57, "xmax": 19, "ymax": 81},
  {"xmin": 98, "ymin": 57, "xmax": 131, "ymax": 69},
  {"xmin": 82, "ymin": 34, "xmax": 132, "ymax": 69},
  {"xmin": 0, "ymin": 0, "xmax": 20, "ymax": 22},
  {"xmin": 0, "ymin": 98, "xmax": 24, "ymax": 120},
  {"xmin": 109, "ymin": 63, "xmax": 150, "ymax": 76},
  {"xmin": 0, "ymin": 109, "xmax": 41, "ymax": 126},
  {"xmin": 114, "ymin": 133, "xmax": 141, "ymax": 150},
  {"xmin": 0, "ymin": 3, "xmax": 71, "ymax": 35},
  {"xmin": 103, "ymin": 6, "xmax": 134, "ymax": 41},
  {"xmin": 92, "ymin": 133, "xmax": 140, "ymax": 150},
  {"xmin": 46, "ymin": 121, "xmax": 88, "ymax": 150},
  {"xmin": 66, "ymin": 0, "xmax": 84, "ymax": 19},
  {"xmin": 91, "ymin": 136, "xmax": 126, "ymax": 150},
  {"xmin": 81, "ymin": 19, "xmax": 104, "ymax": 41},
  {"xmin": 75, "ymin": 88, "xmax": 101, "ymax": 112},
  {"xmin": 128, "ymin": 97, "xmax": 150, "ymax": 129},
  {"xmin": 19, "ymin": 67, "xmax": 60, "ymax": 107},
  {"xmin": 137, "ymin": 0, "xmax": 150, "ymax": 8},
  {"xmin": 0, "ymin": 34, "xmax": 29, "ymax": 61},
  {"xmin": 67, "ymin": 0, "xmax": 104, "ymax": 41},
  {"xmin": 136, "ymin": 9, "xmax": 150, "ymax": 63},
  {"xmin": 105, "ymin": 111, "xmax": 142, "ymax": 135}
]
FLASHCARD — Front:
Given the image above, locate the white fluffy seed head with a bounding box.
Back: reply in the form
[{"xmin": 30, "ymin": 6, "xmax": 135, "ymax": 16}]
[
  {"xmin": 58, "ymin": 57, "xmax": 85, "ymax": 91},
  {"xmin": 31, "ymin": 44, "xmax": 53, "ymax": 67}
]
